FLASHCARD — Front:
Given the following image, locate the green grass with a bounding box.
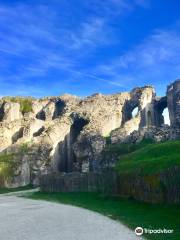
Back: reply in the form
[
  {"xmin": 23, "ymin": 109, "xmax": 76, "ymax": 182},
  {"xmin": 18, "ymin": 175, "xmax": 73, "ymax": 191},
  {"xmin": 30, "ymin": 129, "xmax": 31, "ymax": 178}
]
[
  {"xmin": 103, "ymin": 138, "xmax": 154, "ymax": 160},
  {"xmin": 0, "ymin": 185, "xmax": 34, "ymax": 194},
  {"xmin": 2, "ymin": 96, "xmax": 33, "ymax": 114},
  {"xmin": 116, "ymin": 140, "xmax": 180, "ymax": 175},
  {"xmin": 28, "ymin": 192, "xmax": 180, "ymax": 240}
]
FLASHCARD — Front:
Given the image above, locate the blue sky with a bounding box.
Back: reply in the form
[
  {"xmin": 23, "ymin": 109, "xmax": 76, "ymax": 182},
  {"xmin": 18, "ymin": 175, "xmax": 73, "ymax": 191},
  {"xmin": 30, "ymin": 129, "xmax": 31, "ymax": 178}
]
[{"xmin": 0, "ymin": 0, "xmax": 180, "ymax": 97}]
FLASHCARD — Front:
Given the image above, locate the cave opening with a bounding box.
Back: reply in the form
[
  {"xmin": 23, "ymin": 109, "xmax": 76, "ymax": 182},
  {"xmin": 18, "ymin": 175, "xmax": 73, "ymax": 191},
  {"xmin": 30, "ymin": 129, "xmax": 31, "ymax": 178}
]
[
  {"xmin": 36, "ymin": 110, "xmax": 46, "ymax": 121},
  {"xmin": 52, "ymin": 100, "xmax": 65, "ymax": 120},
  {"xmin": 57, "ymin": 117, "xmax": 89, "ymax": 173}
]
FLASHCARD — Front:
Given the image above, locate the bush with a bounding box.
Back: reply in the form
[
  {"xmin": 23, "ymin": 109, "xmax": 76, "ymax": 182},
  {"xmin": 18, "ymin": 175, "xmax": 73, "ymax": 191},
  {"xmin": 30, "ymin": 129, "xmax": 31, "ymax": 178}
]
[{"xmin": 0, "ymin": 153, "xmax": 15, "ymax": 185}]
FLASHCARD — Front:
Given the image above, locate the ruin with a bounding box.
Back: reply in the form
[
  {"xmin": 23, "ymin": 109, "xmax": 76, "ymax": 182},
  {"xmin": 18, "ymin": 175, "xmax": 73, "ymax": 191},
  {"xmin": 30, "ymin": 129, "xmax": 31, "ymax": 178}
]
[{"xmin": 0, "ymin": 79, "xmax": 179, "ymax": 187}]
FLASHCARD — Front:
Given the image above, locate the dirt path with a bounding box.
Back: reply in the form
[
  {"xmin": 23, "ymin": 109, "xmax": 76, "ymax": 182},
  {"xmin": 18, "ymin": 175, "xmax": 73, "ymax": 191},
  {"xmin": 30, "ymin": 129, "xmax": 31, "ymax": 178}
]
[{"xmin": 0, "ymin": 193, "xmax": 143, "ymax": 240}]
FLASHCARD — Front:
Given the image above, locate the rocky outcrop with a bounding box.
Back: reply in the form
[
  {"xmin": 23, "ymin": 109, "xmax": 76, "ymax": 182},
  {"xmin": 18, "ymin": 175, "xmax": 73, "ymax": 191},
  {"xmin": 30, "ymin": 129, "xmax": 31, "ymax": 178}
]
[
  {"xmin": 167, "ymin": 80, "xmax": 180, "ymax": 140},
  {"xmin": 0, "ymin": 80, "xmax": 179, "ymax": 187},
  {"xmin": 0, "ymin": 102, "xmax": 22, "ymax": 122}
]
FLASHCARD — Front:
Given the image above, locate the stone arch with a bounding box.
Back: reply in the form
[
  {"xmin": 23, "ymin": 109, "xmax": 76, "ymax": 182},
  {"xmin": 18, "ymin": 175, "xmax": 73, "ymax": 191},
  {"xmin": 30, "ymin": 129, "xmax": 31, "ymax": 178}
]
[
  {"xmin": 122, "ymin": 99, "xmax": 139, "ymax": 125},
  {"xmin": 154, "ymin": 96, "xmax": 169, "ymax": 126}
]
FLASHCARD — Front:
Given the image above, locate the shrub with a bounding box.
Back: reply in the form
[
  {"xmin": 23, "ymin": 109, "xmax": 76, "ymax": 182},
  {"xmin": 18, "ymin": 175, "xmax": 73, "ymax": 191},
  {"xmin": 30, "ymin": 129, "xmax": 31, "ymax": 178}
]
[{"xmin": 0, "ymin": 153, "xmax": 15, "ymax": 185}]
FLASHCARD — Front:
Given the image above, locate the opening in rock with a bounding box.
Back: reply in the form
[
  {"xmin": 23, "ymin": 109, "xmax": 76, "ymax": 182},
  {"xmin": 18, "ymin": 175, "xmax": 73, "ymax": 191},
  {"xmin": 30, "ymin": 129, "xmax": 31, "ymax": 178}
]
[
  {"xmin": 55, "ymin": 117, "xmax": 89, "ymax": 173},
  {"xmin": 33, "ymin": 126, "xmax": 45, "ymax": 137},
  {"xmin": 0, "ymin": 103, "xmax": 5, "ymax": 122},
  {"xmin": 154, "ymin": 97, "xmax": 169, "ymax": 126},
  {"xmin": 132, "ymin": 107, "xmax": 139, "ymax": 118},
  {"xmin": 52, "ymin": 100, "xmax": 65, "ymax": 119},
  {"xmin": 12, "ymin": 127, "xmax": 24, "ymax": 144},
  {"xmin": 36, "ymin": 110, "xmax": 46, "ymax": 121},
  {"xmin": 122, "ymin": 100, "xmax": 139, "ymax": 124},
  {"xmin": 162, "ymin": 108, "xmax": 170, "ymax": 126}
]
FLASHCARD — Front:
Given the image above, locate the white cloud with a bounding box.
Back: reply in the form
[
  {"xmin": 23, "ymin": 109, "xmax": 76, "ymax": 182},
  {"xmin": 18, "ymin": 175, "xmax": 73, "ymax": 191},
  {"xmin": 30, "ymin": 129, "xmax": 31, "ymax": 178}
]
[{"xmin": 95, "ymin": 27, "xmax": 180, "ymax": 91}]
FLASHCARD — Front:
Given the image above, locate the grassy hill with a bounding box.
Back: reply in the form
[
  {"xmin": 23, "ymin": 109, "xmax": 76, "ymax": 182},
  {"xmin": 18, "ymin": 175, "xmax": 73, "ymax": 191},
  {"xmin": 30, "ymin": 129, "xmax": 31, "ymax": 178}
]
[{"xmin": 115, "ymin": 140, "xmax": 180, "ymax": 175}]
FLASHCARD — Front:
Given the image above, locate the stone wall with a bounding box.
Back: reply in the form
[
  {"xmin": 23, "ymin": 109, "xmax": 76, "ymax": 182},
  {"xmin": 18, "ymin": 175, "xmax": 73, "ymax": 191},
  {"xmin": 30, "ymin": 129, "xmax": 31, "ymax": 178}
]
[
  {"xmin": 117, "ymin": 167, "xmax": 180, "ymax": 203},
  {"xmin": 39, "ymin": 167, "xmax": 180, "ymax": 204},
  {"xmin": 40, "ymin": 171, "xmax": 117, "ymax": 194}
]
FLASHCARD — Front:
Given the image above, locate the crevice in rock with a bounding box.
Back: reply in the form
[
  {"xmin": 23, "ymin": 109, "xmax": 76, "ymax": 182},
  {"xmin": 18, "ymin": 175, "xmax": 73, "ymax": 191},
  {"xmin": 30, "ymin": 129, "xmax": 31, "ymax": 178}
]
[
  {"xmin": 36, "ymin": 110, "xmax": 46, "ymax": 121},
  {"xmin": 52, "ymin": 99, "xmax": 66, "ymax": 120},
  {"xmin": 54, "ymin": 117, "xmax": 89, "ymax": 173},
  {"xmin": 12, "ymin": 127, "xmax": 24, "ymax": 144},
  {"xmin": 0, "ymin": 103, "xmax": 5, "ymax": 122},
  {"xmin": 33, "ymin": 126, "xmax": 45, "ymax": 137}
]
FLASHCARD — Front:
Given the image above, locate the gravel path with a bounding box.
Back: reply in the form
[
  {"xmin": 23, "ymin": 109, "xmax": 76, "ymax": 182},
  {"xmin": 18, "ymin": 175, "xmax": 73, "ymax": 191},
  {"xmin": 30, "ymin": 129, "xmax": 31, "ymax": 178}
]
[{"xmin": 0, "ymin": 193, "xmax": 143, "ymax": 240}]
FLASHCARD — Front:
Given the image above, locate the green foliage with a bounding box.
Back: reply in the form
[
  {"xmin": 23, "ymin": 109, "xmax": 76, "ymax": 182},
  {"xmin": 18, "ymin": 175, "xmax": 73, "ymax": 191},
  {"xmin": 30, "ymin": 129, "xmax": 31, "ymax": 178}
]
[
  {"xmin": 103, "ymin": 138, "xmax": 154, "ymax": 159},
  {"xmin": 28, "ymin": 192, "xmax": 180, "ymax": 240},
  {"xmin": 3, "ymin": 96, "xmax": 33, "ymax": 114},
  {"xmin": 20, "ymin": 98, "xmax": 33, "ymax": 114},
  {"xmin": 116, "ymin": 141, "xmax": 180, "ymax": 175},
  {"xmin": 0, "ymin": 153, "xmax": 15, "ymax": 183},
  {"xmin": 20, "ymin": 143, "xmax": 29, "ymax": 153}
]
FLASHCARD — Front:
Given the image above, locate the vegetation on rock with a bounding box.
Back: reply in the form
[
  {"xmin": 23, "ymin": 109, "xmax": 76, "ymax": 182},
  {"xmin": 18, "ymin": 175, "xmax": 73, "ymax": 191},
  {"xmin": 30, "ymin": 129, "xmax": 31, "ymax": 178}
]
[
  {"xmin": 2, "ymin": 96, "xmax": 33, "ymax": 114},
  {"xmin": 0, "ymin": 153, "xmax": 15, "ymax": 185}
]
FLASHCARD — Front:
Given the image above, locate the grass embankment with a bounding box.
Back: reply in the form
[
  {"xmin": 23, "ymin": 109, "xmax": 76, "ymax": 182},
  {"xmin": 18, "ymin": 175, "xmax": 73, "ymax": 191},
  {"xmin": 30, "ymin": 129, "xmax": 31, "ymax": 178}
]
[
  {"xmin": 115, "ymin": 140, "xmax": 180, "ymax": 175},
  {"xmin": 29, "ymin": 191, "xmax": 180, "ymax": 240}
]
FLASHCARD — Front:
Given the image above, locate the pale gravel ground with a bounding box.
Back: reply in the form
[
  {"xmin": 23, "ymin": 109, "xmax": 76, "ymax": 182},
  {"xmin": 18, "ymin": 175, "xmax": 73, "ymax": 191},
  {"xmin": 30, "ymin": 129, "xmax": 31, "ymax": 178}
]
[{"xmin": 0, "ymin": 192, "xmax": 144, "ymax": 240}]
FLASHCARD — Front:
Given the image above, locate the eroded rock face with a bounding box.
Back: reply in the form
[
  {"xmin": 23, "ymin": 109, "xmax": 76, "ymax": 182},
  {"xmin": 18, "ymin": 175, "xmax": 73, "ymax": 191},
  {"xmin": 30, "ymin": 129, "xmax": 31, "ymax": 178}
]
[
  {"xmin": 0, "ymin": 102, "xmax": 22, "ymax": 122},
  {"xmin": 0, "ymin": 80, "xmax": 179, "ymax": 187},
  {"xmin": 167, "ymin": 80, "xmax": 180, "ymax": 128}
]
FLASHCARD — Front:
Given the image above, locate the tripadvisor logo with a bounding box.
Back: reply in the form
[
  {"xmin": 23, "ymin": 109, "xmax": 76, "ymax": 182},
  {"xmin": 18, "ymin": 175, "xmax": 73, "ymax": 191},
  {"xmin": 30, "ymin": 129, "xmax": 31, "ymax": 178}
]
[
  {"xmin": 135, "ymin": 227, "xmax": 174, "ymax": 236},
  {"xmin": 135, "ymin": 227, "xmax": 143, "ymax": 236}
]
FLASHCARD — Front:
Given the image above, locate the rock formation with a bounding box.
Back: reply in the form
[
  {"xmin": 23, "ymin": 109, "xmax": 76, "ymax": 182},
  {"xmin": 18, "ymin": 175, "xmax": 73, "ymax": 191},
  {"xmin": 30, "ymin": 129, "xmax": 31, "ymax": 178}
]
[{"xmin": 0, "ymin": 80, "xmax": 179, "ymax": 187}]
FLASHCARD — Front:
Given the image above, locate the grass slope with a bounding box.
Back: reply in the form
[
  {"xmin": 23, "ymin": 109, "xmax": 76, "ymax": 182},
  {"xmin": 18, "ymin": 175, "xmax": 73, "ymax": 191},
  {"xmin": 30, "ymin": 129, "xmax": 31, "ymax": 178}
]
[
  {"xmin": 28, "ymin": 192, "xmax": 180, "ymax": 240},
  {"xmin": 116, "ymin": 140, "xmax": 180, "ymax": 175}
]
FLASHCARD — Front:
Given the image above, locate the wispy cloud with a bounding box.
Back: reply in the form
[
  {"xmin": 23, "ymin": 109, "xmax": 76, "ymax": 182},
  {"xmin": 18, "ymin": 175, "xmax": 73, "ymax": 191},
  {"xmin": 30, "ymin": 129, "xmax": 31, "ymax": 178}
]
[
  {"xmin": 1, "ymin": 0, "xmax": 179, "ymax": 98},
  {"xmin": 0, "ymin": 0, "xmax": 137, "ymax": 92},
  {"xmin": 95, "ymin": 26, "xmax": 180, "ymax": 93},
  {"xmin": 0, "ymin": 3, "xmax": 114, "ymax": 80},
  {"xmin": 69, "ymin": 18, "xmax": 110, "ymax": 49}
]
